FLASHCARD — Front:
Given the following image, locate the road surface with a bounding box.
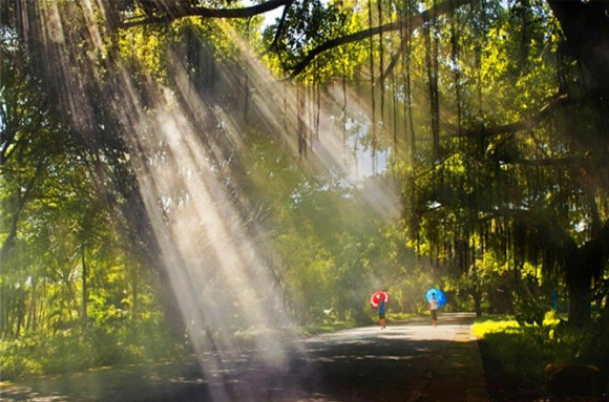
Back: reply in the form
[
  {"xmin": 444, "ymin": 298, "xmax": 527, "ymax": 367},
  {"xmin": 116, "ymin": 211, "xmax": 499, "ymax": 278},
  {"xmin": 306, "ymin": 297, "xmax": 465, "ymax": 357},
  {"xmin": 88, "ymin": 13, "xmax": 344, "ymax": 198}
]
[{"xmin": 1, "ymin": 313, "xmax": 487, "ymax": 402}]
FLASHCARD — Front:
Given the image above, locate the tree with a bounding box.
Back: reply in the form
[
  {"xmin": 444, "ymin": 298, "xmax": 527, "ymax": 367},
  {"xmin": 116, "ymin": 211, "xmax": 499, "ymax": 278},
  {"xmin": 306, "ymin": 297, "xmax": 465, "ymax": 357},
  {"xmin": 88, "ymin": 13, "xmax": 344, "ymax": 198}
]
[{"xmin": 5, "ymin": 0, "xmax": 609, "ymax": 339}]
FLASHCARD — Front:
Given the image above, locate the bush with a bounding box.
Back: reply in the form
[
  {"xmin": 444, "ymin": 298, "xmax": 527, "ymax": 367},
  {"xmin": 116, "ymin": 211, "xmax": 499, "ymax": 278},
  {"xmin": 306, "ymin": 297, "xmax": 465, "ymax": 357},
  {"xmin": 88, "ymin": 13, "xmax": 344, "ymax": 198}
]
[
  {"xmin": 1, "ymin": 354, "xmax": 44, "ymax": 380},
  {"xmin": 0, "ymin": 325, "xmax": 186, "ymax": 381}
]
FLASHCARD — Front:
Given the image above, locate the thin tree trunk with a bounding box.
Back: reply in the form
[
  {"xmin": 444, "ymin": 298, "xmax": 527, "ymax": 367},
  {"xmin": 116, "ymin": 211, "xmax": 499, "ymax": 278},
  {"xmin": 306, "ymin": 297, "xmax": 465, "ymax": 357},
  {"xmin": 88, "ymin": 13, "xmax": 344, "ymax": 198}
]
[
  {"xmin": 132, "ymin": 254, "xmax": 138, "ymax": 323},
  {"xmin": 81, "ymin": 242, "xmax": 88, "ymax": 328},
  {"xmin": 26, "ymin": 278, "xmax": 38, "ymax": 331}
]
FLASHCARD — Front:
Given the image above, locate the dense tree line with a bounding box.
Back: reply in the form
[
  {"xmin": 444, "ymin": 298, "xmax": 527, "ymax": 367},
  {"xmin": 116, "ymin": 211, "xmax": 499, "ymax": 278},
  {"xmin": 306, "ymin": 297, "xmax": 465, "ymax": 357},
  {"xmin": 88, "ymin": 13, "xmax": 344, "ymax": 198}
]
[{"xmin": 1, "ymin": 0, "xmax": 608, "ymax": 379}]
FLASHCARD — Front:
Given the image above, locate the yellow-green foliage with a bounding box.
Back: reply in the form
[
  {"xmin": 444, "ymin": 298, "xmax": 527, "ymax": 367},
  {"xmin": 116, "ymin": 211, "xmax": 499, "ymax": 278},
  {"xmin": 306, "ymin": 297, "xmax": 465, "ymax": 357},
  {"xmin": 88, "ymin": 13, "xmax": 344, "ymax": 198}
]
[
  {"xmin": 116, "ymin": 13, "xmax": 247, "ymax": 85},
  {"xmin": 472, "ymin": 316, "xmax": 520, "ymax": 338},
  {"xmin": 473, "ymin": 311, "xmax": 563, "ymax": 338}
]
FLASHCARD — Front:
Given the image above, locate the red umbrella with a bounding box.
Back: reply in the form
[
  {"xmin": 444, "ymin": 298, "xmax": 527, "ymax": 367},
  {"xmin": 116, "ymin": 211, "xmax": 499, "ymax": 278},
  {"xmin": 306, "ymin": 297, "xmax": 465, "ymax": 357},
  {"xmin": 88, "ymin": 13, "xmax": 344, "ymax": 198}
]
[{"xmin": 370, "ymin": 291, "xmax": 388, "ymax": 308}]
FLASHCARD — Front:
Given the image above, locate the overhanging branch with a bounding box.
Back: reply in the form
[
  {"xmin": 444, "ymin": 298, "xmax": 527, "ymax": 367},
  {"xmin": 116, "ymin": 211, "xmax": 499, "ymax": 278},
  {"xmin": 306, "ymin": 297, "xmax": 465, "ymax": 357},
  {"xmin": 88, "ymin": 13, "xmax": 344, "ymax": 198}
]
[
  {"xmin": 455, "ymin": 95, "xmax": 571, "ymax": 138},
  {"xmin": 508, "ymin": 155, "xmax": 584, "ymax": 167},
  {"xmin": 286, "ymin": 0, "xmax": 474, "ymax": 79},
  {"xmin": 120, "ymin": 0, "xmax": 293, "ymax": 28}
]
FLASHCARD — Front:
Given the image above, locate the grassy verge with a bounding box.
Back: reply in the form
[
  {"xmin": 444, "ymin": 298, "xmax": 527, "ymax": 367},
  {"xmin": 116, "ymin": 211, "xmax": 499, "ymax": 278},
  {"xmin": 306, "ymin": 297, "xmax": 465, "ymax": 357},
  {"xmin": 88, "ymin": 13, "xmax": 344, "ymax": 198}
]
[{"xmin": 473, "ymin": 313, "xmax": 609, "ymax": 400}]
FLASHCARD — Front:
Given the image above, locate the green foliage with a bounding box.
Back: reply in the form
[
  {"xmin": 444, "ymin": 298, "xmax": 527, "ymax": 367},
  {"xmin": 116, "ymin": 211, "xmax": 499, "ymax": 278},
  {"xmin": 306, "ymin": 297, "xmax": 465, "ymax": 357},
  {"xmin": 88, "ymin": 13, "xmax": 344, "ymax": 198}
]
[
  {"xmin": 474, "ymin": 314, "xmax": 609, "ymax": 386},
  {"xmin": 262, "ymin": 0, "xmax": 362, "ymax": 81},
  {"xmin": 515, "ymin": 297, "xmax": 552, "ymax": 326},
  {"xmin": 0, "ymin": 322, "xmax": 183, "ymax": 380}
]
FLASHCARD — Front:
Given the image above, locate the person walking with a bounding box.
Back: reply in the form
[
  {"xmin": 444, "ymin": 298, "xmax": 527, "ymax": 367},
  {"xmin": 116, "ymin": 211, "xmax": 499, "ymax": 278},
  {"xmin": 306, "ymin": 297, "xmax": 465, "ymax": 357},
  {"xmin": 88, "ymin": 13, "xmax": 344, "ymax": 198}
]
[
  {"xmin": 378, "ymin": 297, "xmax": 387, "ymax": 329},
  {"xmin": 429, "ymin": 292, "xmax": 439, "ymax": 327}
]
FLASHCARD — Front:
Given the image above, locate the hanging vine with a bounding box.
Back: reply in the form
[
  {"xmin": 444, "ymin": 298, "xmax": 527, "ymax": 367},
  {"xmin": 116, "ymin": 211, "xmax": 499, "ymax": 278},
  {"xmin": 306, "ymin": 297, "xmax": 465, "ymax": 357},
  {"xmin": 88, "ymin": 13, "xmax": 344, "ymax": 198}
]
[
  {"xmin": 368, "ymin": 0, "xmax": 377, "ymax": 174},
  {"xmin": 297, "ymin": 85, "xmax": 307, "ymax": 157},
  {"xmin": 342, "ymin": 63, "xmax": 347, "ymax": 144},
  {"xmin": 391, "ymin": 32, "xmax": 398, "ymax": 171},
  {"xmin": 450, "ymin": 0, "xmax": 462, "ymax": 134},
  {"xmin": 404, "ymin": 2, "xmax": 416, "ymax": 165},
  {"xmin": 377, "ymin": 0, "xmax": 385, "ymax": 128},
  {"xmin": 424, "ymin": 0, "xmax": 441, "ymax": 159},
  {"xmin": 315, "ymin": 60, "xmax": 321, "ymax": 142},
  {"xmin": 475, "ymin": 0, "xmax": 486, "ymax": 134}
]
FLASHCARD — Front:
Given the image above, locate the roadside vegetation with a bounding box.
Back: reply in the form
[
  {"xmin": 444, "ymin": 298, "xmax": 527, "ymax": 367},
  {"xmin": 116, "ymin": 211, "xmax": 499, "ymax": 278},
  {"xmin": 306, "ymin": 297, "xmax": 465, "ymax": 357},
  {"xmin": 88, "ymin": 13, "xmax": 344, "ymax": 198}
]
[{"xmin": 474, "ymin": 312, "xmax": 609, "ymax": 399}]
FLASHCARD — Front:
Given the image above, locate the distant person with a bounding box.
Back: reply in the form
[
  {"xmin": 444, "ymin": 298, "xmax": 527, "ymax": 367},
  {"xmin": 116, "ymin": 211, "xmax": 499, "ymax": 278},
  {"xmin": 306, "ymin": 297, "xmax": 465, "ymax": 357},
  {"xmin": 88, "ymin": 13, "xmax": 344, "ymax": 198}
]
[
  {"xmin": 429, "ymin": 293, "xmax": 439, "ymax": 327},
  {"xmin": 378, "ymin": 297, "xmax": 387, "ymax": 329}
]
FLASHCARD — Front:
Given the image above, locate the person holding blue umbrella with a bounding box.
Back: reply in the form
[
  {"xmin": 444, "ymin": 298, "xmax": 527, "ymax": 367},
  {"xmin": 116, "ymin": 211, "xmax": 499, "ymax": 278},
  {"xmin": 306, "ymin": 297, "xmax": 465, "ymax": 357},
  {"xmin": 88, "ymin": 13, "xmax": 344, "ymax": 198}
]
[
  {"xmin": 429, "ymin": 293, "xmax": 439, "ymax": 327},
  {"xmin": 425, "ymin": 288, "xmax": 446, "ymax": 327}
]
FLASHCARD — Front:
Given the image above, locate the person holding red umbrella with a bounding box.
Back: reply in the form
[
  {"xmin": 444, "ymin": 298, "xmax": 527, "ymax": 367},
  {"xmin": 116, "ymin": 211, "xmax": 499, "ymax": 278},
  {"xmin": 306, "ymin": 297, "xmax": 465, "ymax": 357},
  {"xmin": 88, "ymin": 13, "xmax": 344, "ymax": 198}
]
[
  {"xmin": 371, "ymin": 290, "xmax": 388, "ymax": 329},
  {"xmin": 378, "ymin": 297, "xmax": 387, "ymax": 329}
]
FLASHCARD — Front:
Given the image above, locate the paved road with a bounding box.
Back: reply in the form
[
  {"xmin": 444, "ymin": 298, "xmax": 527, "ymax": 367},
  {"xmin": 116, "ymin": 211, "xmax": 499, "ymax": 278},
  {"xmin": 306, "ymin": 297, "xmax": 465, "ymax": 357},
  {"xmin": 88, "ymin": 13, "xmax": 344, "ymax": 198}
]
[{"xmin": 1, "ymin": 313, "xmax": 488, "ymax": 402}]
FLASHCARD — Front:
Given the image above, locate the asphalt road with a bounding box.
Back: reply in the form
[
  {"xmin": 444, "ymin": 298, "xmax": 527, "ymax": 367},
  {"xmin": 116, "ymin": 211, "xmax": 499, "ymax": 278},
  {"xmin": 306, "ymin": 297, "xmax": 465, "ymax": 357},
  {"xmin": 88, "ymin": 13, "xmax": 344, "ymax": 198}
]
[{"xmin": 1, "ymin": 313, "xmax": 484, "ymax": 402}]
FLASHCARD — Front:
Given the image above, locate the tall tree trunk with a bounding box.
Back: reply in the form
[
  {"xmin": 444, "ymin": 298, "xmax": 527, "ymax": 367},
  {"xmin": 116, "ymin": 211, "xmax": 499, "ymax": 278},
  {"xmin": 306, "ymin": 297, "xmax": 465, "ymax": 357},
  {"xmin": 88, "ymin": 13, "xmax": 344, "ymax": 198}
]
[
  {"xmin": 548, "ymin": 0, "xmax": 609, "ymax": 96},
  {"xmin": 566, "ymin": 276, "xmax": 591, "ymax": 328},
  {"xmin": 564, "ymin": 249, "xmax": 591, "ymax": 327},
  {"xmin": 473, "ymin": 289, "xmax": 483, "ymax": 317},
  {"xmin": 563, "ymin": 224, "xmax": 609, "ymax": 327}
]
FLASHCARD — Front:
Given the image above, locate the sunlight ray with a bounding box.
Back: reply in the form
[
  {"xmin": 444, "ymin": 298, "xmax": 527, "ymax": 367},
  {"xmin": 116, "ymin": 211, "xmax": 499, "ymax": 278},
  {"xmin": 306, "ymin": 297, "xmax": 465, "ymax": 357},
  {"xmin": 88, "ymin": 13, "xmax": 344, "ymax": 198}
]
[{"xmin": 29, "ymin": 2, "xmax": 401, "ymax": 398}]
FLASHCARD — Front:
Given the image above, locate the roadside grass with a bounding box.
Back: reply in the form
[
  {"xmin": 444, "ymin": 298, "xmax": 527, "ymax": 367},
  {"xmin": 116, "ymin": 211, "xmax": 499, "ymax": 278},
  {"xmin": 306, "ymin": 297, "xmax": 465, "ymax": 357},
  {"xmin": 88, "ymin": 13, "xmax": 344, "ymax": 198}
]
[
  {"xmin": 474, "ymin": 313, "xmax": 577, "ymax": 378},
  {"xmin": 473, "ymin": 312, "xmax": 609, "ymax": 398}
]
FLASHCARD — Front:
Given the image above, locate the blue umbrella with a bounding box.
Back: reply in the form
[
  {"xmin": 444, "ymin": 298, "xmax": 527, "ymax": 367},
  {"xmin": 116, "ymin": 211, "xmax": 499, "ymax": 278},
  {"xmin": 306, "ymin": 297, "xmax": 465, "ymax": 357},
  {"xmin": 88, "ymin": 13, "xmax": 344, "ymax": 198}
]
[{"xmin": 426, "ymin": 288, "xmax": 446, "ymax": 308}]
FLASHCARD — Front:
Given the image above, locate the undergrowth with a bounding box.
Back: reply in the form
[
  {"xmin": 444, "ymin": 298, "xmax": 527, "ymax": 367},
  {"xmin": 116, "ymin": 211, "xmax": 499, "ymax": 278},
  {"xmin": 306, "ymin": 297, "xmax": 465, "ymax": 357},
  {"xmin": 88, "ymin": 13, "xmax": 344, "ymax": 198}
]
[{"xmin": 473, "ymin": 312, "xmax": 609, "ymax": 391}]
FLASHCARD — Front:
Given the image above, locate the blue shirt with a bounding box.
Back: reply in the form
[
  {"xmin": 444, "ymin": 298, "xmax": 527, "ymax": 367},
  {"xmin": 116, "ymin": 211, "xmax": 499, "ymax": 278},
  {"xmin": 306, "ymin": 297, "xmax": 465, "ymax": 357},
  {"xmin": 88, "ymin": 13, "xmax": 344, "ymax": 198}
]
[{"xmin": 378, "ymin": 300, "xmax": 386, "ymax": 314}]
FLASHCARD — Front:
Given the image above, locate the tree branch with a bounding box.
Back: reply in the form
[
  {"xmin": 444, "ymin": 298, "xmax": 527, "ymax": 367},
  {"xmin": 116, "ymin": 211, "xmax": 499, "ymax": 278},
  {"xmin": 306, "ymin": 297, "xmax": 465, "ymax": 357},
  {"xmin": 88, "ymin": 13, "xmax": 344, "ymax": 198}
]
[
  {"xmin": 507, "ymin": 155, "xmax": 584, "ymax": 167},
  {"xmin": 120, "ymin": 0, "xmax": 294, "ymax": 28},
  {"xmin": 455, "ymin": 95, "xmax": 571, "ymax": 138},
  {"xmin": 1, "ymin": 158, "xmax": 47, "ymax": 255},
  {"xmin": 264, "ymin": 0, "xmax": 294, "ymax": 56},
  {"xmin": 379, "ymin": 32, "xmax": 409, "ymax": 82},
  {"xmin": 286, "ymin": 0, "xmax": 475, "ymax": 79}
]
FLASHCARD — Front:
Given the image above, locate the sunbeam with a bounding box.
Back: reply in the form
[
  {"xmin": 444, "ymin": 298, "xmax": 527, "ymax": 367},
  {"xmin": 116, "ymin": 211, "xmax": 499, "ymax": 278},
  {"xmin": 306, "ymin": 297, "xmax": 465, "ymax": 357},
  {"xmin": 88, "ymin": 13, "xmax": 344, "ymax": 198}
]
[{"xmin": 25, "ymin": 0, "xmax": 403, "ymax": 398}]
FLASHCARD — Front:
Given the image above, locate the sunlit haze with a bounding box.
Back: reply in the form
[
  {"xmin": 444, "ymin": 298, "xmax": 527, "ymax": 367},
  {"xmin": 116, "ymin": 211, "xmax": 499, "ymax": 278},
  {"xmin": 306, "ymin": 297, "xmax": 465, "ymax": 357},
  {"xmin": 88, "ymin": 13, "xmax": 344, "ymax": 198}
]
[{"xmin": 24, "ymin": 0, "xmax": 403, "ymax": 398}]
